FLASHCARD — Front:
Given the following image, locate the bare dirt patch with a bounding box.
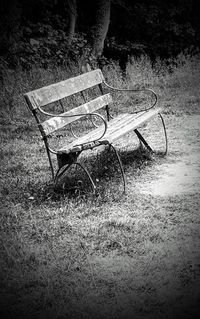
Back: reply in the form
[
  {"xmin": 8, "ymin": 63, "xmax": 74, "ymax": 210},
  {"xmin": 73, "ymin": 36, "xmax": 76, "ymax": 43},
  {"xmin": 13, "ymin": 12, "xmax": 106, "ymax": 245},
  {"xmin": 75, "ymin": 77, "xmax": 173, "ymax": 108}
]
[{"xmin": 136, "ymin": 115, "xmax": 200, "ymax": 196}]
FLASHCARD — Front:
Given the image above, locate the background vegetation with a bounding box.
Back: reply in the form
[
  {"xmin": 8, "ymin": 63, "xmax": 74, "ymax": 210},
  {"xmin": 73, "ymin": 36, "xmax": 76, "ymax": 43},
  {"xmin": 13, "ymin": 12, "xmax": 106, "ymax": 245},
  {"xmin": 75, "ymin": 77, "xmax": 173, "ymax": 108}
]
[{"xmin": 0, "ymin": 0, "xmax": 200, "ymax": 71}]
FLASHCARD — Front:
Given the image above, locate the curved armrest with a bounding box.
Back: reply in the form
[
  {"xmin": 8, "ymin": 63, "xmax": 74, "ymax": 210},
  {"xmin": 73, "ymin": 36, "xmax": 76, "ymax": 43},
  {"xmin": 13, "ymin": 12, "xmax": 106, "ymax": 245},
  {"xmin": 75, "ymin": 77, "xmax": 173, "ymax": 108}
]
[
  {"xmin": 73, "ymin": 113, "xmax": 107, "ymax": 149},
  {"xmin": 38, "ymin": 107, "xmax": 107, "ymax": 153},
  {"xmin": 103, "ymin": 80, "xmax": 158, "ymax": 112}
]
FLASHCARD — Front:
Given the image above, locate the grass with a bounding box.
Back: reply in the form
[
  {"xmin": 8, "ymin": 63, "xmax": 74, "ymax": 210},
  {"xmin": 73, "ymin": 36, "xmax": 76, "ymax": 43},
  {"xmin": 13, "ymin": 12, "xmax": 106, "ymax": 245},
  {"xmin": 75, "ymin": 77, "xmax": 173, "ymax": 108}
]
[{"xmin": 0, "ymin": 54, "xmax": 200, "ymax": 319}]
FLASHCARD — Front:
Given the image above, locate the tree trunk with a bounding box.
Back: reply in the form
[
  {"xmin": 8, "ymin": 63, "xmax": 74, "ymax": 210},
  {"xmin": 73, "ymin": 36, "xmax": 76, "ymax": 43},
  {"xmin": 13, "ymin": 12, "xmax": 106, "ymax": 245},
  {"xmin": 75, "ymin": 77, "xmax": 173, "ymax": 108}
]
[
  {"xmin": 66, "ymin": 0, "xmax": 77, "ymax": 44},
  {"xmin": 91, "ymin": 0, "xmax": 110, "ymax": 58}
]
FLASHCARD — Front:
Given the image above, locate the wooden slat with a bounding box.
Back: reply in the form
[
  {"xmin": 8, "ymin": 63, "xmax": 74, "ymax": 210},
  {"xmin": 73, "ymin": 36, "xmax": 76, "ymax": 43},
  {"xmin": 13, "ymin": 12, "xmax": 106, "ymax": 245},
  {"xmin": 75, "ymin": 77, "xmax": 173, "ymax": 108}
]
[
  {"xmin": 58, "ymin": 108, "xmax": 161, "ymax": 154},
  {"xmin": 104, "ymin": 108, "xmax": 161, "ymax": 143},
  {"xmin": 41, "ymin": 94, "xmax": 112, "ymax": 136},
  {"xmin": 24, "ymin": 69, "xmax": 104, "ymax": 110},
  {"xmin": 80, "ymin": 113, "xmax": 130, "ymax": 143},
  {"xmin": 60, "ymin": 112, "xmax": 144, "ymax": 147}
]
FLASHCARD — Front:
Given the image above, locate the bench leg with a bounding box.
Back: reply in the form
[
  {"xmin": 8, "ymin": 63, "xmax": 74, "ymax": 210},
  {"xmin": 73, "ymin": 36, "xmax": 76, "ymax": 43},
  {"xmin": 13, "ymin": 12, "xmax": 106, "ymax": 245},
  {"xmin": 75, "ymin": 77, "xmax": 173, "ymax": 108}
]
[
  {"xmin": 54, "ymin": 162, "xmax": 97, "ymax": 195},
  {"xmin": 134, "ymin": 129, "xmax": 153, "ymax": 152},
  {"xmin": 109, "ymin": 144, "xmax": 126, "ymax": 193},
  {"xmin": 74, "ymin": 162, "xmax": 97, "ymax": 194},
  {"xmin": 134, "ymin": 113, "xmax": 168, "ymax": 155},
  {"xmin": 54, "ymin": 163, "xmax": 72, "ymax": 185},
  {"xmin": 158, "ymin": 113, "xmax": 168, "ymax": 155}
]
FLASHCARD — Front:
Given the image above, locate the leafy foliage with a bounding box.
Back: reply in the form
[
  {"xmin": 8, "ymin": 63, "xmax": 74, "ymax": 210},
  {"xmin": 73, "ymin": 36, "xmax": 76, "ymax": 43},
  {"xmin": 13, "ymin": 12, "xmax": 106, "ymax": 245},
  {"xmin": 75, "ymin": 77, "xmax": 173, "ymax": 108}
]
[
  {"xmin": 18, "ymin": 23, "xmax": 88, "ymax": 69},
  {"xmin": 0, "ymin": 0, "xmax": 200, "ymax": 70}
]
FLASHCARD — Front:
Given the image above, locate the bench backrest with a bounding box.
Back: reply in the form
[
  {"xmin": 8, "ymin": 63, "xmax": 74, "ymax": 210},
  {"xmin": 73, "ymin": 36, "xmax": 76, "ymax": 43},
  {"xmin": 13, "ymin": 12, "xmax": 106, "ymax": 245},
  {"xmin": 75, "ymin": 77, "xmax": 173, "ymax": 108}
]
[{"xmin": 24, "ymin": 69, "xmax": 112, "ymax": 136}]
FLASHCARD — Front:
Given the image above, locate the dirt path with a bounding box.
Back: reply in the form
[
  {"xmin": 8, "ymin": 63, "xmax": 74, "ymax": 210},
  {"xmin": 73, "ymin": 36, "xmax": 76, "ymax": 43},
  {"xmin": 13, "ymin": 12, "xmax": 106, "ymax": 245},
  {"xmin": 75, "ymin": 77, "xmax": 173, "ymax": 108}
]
[{"xmin": 137, "ymin": 115, "xmax": 200, "ymax": 196}]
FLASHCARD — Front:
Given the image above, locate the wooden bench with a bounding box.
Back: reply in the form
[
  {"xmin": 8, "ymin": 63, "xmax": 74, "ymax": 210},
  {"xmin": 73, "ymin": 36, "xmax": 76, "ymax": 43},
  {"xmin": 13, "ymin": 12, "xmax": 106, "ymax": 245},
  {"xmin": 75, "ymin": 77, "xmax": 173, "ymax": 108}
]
[{"xmin": 24, "ymin": 67, "xmax": 167, "ymax": 193}]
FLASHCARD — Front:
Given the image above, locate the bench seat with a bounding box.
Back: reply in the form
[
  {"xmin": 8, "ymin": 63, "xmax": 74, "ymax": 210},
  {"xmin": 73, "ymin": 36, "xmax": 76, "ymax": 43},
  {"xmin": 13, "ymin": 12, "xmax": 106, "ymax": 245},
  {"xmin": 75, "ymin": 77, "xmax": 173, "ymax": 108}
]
[
  {"xmin": 24, "ymin": 67, "xmax": 167, "ymax": 193},
  {"xmin": 57, "ymin": 107, "xmax": 161, "ymax": 154}
]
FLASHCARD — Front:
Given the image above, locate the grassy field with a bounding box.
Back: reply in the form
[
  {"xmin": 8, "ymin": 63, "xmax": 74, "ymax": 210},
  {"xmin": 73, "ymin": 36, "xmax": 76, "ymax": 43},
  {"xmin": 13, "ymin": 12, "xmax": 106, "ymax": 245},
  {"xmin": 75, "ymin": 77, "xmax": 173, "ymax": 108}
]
[{"xmin": 0, "ymin": 54, "xmax": 200, "ymax": 319}]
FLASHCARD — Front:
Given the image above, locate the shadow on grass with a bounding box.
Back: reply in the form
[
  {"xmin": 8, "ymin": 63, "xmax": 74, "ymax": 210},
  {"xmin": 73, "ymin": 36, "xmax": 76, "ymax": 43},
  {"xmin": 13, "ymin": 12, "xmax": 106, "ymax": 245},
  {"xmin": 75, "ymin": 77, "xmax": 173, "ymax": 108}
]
[
  {"xmin": 1, "ymin": 145, "xmax": 168, "ymax": 207},
  {"xmin": 31, "ymin": 146, "xmax": 163, "ymax": 203}
]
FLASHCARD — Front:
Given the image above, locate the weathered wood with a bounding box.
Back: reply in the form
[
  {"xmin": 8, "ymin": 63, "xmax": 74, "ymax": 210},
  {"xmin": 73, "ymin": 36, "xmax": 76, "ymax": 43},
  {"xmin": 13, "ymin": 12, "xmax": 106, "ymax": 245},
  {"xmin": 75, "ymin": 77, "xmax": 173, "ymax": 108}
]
[
  {"xmin": 41, "ymin": 93, "xmax": 112, "ymax": 136},
  {"xmin": 24, "ymin": 68, "xmax": 167, "ymax": 192},
  {"xmin": 24, "ymin": 69, "xmax": 104, "ymax": 110},
  {"xmin": 58, "ymin": 107, "xmax": 161, "ymax": 154}
]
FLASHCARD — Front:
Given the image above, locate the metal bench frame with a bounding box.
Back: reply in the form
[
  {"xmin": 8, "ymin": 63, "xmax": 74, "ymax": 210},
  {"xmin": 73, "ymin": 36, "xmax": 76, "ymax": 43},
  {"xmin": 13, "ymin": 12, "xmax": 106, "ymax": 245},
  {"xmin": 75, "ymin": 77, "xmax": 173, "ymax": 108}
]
[{"xmin": 24, "ymin": 68, "xmax": 167, "ymax": 194}]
